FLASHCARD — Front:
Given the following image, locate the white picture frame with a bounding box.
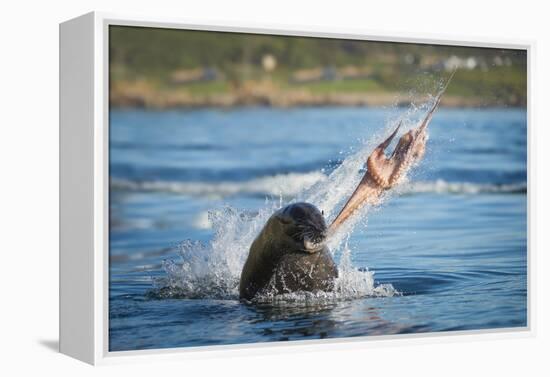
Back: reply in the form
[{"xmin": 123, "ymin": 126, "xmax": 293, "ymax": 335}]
[{"xmin": 59, "ymin": 11, "xmax": 535, "ymax": 365}]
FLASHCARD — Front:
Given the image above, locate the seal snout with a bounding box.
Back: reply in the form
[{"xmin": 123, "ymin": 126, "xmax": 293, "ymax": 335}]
[
  {"xmin": 301, "ymin": 215, "xmax": 328, "ymax": 253},
  {"xmin": 303, "ymin": 235, "xmax": 326, "ymax": 253}
]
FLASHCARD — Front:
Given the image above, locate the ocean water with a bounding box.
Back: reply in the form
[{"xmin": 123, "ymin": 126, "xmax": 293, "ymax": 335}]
[{"xmin": 108, "ymin": 106, "xmax": 527, "ymax": 351}]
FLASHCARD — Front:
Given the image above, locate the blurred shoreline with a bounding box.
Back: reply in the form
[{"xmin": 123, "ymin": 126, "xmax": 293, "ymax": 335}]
[
  {"xmin": 110, "ymin": 81, "xmax": 526, "ymax": 109},
  {"xmin": 110, "ymin": 27, "xmax": 527, "ymax": 110}
]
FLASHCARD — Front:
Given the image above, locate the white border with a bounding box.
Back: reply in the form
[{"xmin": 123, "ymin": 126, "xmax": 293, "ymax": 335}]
[{"xmin": 81, "ymin": 11, "xmax": 534, "ymax": 365}]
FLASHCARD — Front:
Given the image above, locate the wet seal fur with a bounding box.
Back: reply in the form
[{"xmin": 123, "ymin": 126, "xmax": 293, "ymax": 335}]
[{"xmin": 239, "ymin": 203, "xmax": 337, "ymax": 300}]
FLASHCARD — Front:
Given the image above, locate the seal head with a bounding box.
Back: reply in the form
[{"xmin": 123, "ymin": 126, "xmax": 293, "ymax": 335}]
[{"xmin": 277, "ymin": 202, "xmax": 328, "ymax": 253}]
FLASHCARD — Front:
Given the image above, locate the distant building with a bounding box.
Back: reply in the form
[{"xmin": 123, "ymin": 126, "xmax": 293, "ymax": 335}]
[
  {"xmin": 443, "ymin": 55, "xmax": 478, "ymax": 71},
  {"xmin": 262, "ymin": 54, "xmax": 277, "ymax": 72}
]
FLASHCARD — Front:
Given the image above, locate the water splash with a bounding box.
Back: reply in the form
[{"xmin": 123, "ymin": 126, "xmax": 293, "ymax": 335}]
[
  {"xmin": 153, "ymin": 205, "xmax": 277, "ymax": 299},
  {"xmin": 151, "ymin": 99, "xmax": 444, "ymax": 302},
  {"xmin": 333, "ymin": 239, "xmax": 397, "ymax": 298}
]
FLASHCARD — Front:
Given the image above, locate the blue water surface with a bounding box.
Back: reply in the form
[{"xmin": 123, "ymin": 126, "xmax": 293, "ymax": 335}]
[{"xmin": 108, "ymin": 107, "xmax": 527, "ymax": 351}]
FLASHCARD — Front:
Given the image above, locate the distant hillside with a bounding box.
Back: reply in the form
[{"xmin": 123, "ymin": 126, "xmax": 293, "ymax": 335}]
[{"xmin": 109, "ymin": 26, "xmax": 527, "ymax": 108}]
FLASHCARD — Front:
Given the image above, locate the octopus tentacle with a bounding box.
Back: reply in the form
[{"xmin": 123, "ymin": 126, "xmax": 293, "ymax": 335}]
[{"xmin": 328, "ymin": 70, "xmax": 456, "ymax": 234}]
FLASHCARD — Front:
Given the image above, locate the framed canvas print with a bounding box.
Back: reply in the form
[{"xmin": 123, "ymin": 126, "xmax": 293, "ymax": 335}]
[{"xmin": 59, "ymin": 12, "xmax": 532, "ymax": 365}]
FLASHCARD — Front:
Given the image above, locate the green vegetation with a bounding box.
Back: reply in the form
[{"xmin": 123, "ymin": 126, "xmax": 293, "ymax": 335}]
[
  {"xmin": 290, "ymin": 79, "xmax": 383, "ymax": 94},
  {"xmin": 177, "ymin": 80, "xmax": 230, "ymax": 96},
  {"xmin": 109, "ymin": 26, "xmax": 527, "ymax": 108}
]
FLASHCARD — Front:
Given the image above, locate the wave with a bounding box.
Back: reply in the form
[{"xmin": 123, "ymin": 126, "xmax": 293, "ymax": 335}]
[
  {"xmin": 111, "ymin": 173, "xmax": 526, "ymax": 198},
  {"xmin": 110, "ymin": 159, "xmax": 335, "ymax": 183},
  {"xmin": 399, "ymin": 179, "xmax": 527, "ymax": 195},
  {"xmin": 111, "ymin": 171, "xmax": 326, "ymax": 198}
]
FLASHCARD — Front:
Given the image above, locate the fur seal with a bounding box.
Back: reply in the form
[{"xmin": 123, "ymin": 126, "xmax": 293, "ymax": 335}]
[
  {"xmin": 239, "ymin": 73, "xmax": 454, "ymax": 301},
  {"xmin": 239, "ymin": 203, "xmax": 337, "ymax": 300}
]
